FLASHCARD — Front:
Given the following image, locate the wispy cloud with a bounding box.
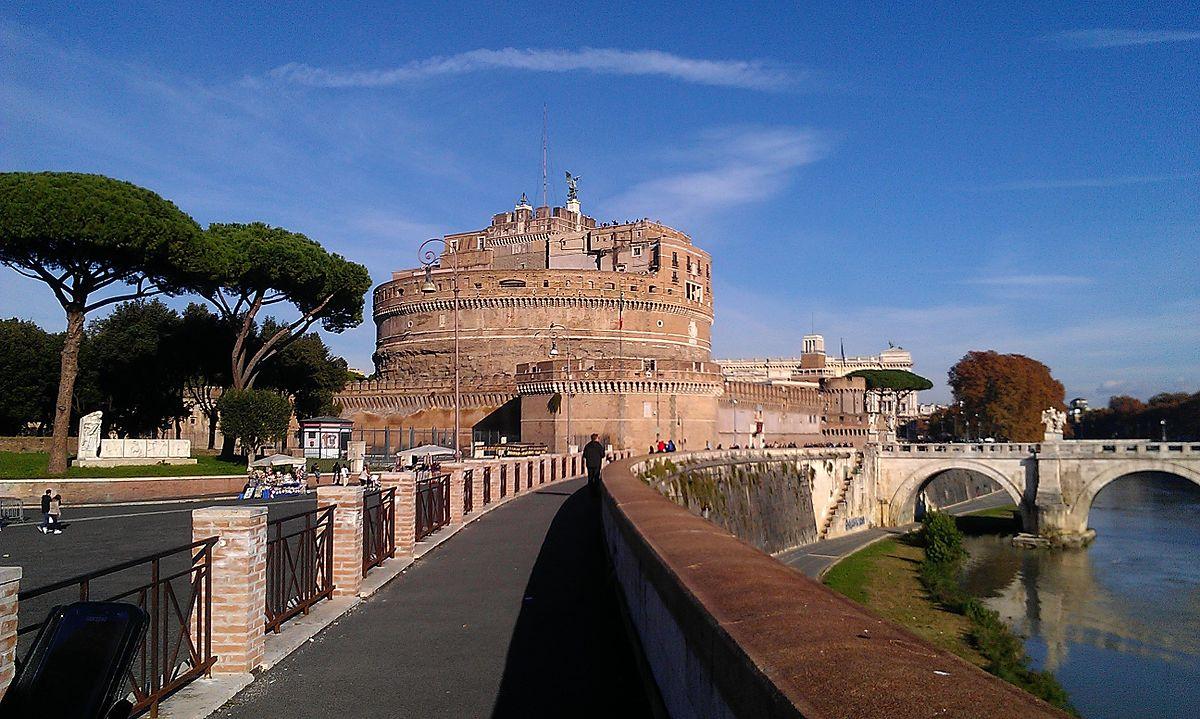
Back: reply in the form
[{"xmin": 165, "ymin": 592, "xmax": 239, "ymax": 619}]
[
  {"xmin": 1050, "ymin": 29, "xmax": 1200, "ymax": 48},
  {"xmin": 981, "ymin": 173, "xmax": 1199, "ymax": 191},
  {"xmin": 603, "ymin": 126, "xmax": 830, "ymax": 222},
  {"xmin": 963, "ymin": 274, "xmax": 1095, "ymax": 288},
  {"xmin": 261, "ymin": 47, "xmax": 793, "ymax": 90}
]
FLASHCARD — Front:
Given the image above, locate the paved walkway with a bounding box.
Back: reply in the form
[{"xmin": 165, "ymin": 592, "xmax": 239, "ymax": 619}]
[
  {"xmin": 778, "ymin": 492, "xmax": 1013, "ymax": 578},
  {"xmin": 212, "ymin": 479, "xmax": 653, "ymax": 719}
]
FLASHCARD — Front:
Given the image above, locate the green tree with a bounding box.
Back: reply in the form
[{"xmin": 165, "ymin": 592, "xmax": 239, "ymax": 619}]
[
  {"xmin": 256, "ymin": 325, "xmax": 350, "ymax": 419},
  {"xmin": 216, "ymin": 388, "xmax": 292, "ymax": 460},
  {"xmin": 199, "ymin": 222, "xmax": 370, "ymax": 391},
  {"xmin": 83, "ymin": 299, "xmax": 189, "ymax": 438},
  {"xmin": 948, "ymin": 351, "xmax": 1065, "ymax": 442},
  {"xmin": 0, "ymin": 318, "xmax": 63, "ymax": 434},
  {"xmin": 0, "ymin": 173, "xmax": 205, "ymax": 473},
  {"xmin": 176, "ymin": 303, "xmax": 236, "ymax": 449}
]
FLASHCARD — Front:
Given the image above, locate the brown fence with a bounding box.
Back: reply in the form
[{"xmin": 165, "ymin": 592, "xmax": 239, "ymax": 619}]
[
  {"xmin": 462, "ymin": 469, "xmax": 474, "ymax": 514},
  {"xmin": 482, "ymin": 466, "xmax": 492, "ymax": 505},
  {"xmin": 415, "ymin": 473, "xmax": 450, "ymax": 541},
  {"xmin": 17, "ymin": 538, "xmax": 218, "ymax": 717},
  {"xmin": 362, "ymin": 488, "xmax": 396, "ymax": 574},
  {"xmin": 265, "ymin": 506, "xmax": 334, "ymax": 633}
]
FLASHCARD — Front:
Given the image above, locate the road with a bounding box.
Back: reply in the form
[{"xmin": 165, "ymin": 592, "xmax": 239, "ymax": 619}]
[
  {"xmin": 0, "ymin": 494, "xmax": 316, "ymax": 591},
  {"xmin": 777, "ymin": 492, "xmax": 1014, "ymax": 578},
  {"xmin": 213, "ymin": 478, "xmax": 652, "ymax": 718}
]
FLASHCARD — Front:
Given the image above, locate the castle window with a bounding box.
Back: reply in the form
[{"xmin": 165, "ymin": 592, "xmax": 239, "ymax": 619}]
[
  {"xmin": 477, "ymin": 237, "xmax": 485, "ymax": 250},
  {"xmin": 649, "ymin": 285, "xmax": 657, "ymax": 293},
  {"xmin": 438, "ymin": 314, "xmax": 446, "ymax": 328},
  {"xmin": 543, "ymin": 280, "xmax": 549, "ymax": 288},
  {"xmin": 672, "ymin": 252, "xmax": 678, "ymax": 268},
  {"xmin": 686, "ymin": 281, "xmax": 704, "ymax": 303},
  {"xmin": 630, "ymin": 285, "xmax": 637, "ymax": 292},
  {"xmin": 632, "ymin": 246, "xmax": 643, "ymax": 257},
  {"xmin": 671, "ymin": 271, "xmax": 678, "ymax": 283},
  {"xmin": 604, "ymin": 282, "xmax": 615, "ymax": 290},
  {"xmin": 656, "ymin": 320, "xmax": 664, "ymax": 328}
]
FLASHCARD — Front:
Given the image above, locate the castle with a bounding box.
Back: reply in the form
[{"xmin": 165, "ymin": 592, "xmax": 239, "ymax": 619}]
[{"xmin": 336, "ymin": 181, "xmax": 915, "ymax": 453}]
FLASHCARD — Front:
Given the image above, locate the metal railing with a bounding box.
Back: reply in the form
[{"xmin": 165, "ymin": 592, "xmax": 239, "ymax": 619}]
[
  {"xmin": 362, "ymin": 488, "xmax": 396, "ymax": 574},
  {"xmin": 500, "ymin": 463, "xmax": 508, "ymax": 498},
  {"xmin": 415, "ymin": 473, "xmax": 450, "ymax": 541},
  {"xmin": 17, "ymin": 538, "xmax": 218, "ymax": 717},
  {"xmin": 482, "ymin": 466, "xmax": 492, "ymax": 505},
  {"xmin": 463, "ymin": 468, "xmax": 474, "ymax": 514},
  {"xmin": 0, "ymin": 496, "xmax": 23, "ymax": 525},
  {"xmin": 265, "ymin": 506, "xmax": 334, "ymax": 633}
]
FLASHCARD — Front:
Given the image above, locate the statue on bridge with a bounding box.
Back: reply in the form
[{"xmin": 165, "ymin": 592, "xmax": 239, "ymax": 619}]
[{"xmin": 1041, "ymin": 407, "xmax": 1067, "ymax": 441}]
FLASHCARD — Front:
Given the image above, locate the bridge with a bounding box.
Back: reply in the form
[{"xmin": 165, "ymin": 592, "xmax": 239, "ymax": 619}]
[{"xmin": 870, "ymin": 438, "xmax": 1200, "ymax": 541}]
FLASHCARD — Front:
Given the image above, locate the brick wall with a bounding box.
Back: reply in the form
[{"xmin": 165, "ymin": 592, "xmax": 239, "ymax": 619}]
[
  {"xmin": 0, "ymin": 475, "xmax": 245, "ymax": 505},
  {"xmin": 0, "ymin": 567, "xmax": 19, "ymax": 700},
  {"xmin": 193, "ymin": 507, "xmax": 267, "ymax": 674}
]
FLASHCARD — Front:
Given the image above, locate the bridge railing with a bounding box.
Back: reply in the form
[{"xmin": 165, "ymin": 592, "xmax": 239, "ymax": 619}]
[
  {"xmin": 876, "ymin": 440, "xmax": 1200, "ymax": 456},
  {"xmin": 0, "ymin": 448, "xmax": 627, "ymax": 703}
]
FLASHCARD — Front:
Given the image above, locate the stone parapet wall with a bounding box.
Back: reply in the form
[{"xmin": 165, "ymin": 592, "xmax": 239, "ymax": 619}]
[
  {"xmin": 0, "ymin": 475, "xmax": 245, "ymax": 505},
  {"xmin": 600, "ymin": 454, "xmax": 1071, "ymax": 719}
]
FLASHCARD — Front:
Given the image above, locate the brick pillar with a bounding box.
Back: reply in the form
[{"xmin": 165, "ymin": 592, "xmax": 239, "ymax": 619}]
[
  {"xmin": 317, "ymin": 485, "xmax": 365, "ymax": 598},
  {"xmin": 470, "ymin": 463, "xmax": 485, "ymax": 515},
  {"xmin": 381, "ymin": 471, "xmax": 417, "ymax": 555},
  {"xmin": 443, "ymin": 463, "xmax": 465, "ymax": 524},
  {"xmin": 0, "ymin": 567, "xmax": 20, "ymax": 700},
  {"xmin": 192, "ymin": 507, "xmax": 267, "ymax": 675}
]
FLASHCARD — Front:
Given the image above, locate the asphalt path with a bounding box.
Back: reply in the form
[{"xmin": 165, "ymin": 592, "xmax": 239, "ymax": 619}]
[
  {"xmin": 777, "ymin": 492, "xmax": 1014, "ymax": 578},
  {"xmin": 213, "ymin": 478, "xmax": 652, "ymax": 719},
  {"xmin": 0, "ymin": 494, "xmax": 316, "ymax": 593}
]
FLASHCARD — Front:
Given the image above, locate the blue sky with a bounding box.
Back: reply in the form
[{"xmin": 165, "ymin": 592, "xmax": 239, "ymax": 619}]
[{"xmin": 2, "ymin": 1, "xmax": 1197, "ymax": 403}]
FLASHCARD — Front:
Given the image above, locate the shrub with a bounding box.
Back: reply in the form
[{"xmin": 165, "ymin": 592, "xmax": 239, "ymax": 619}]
[{"xmin": 921, "ymin": 511, "xmax": 965, "ymax": 566}]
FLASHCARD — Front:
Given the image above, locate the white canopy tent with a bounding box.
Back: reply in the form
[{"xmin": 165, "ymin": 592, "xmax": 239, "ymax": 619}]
[
  {"xmin": 395, "ymin": 444, "xmax": 456, "ymax": 467},
  {"xmin": 249, "ymin": 454, "xmax": 307, "ymax": 468}
]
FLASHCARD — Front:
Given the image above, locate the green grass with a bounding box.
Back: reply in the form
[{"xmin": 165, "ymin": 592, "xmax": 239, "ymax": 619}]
[
  {"xmin": 966, "ymin": 503, "xmax": 1019, "ymax": 519},
  {"xmin": 822, "ymin": 538, "xmax": 901, "ymax": 605},
  {"xmin": 0, "ymin": 451, "xmax": 247, "ymax": 479}
]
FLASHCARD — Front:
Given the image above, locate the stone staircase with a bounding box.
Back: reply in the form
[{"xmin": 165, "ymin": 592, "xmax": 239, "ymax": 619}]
[{"xmin": 819, "ymin": 473, "xmax": 855, "ymax": 540}]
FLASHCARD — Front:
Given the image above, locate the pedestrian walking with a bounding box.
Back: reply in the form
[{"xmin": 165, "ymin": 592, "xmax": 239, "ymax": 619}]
[
  {"xmin": 48, "ymin": 492, "xmax": 63, "ymax": 534},
  {"xmin": 583, "ymin": 434, "xmax": 606, "ymax": 495},
  {"xmin": 39, "ymin": 489, "xmax": 52, "ymax": 534}
]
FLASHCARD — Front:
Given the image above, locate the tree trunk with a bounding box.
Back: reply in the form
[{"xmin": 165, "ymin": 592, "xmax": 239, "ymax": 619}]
[
  {"xmin": 48, "ymin": 309, "xmax": 86, "ymax": 475},
  {"xmin": 207, "ymin": 407, "xmax": 218, "ymax": 450}
]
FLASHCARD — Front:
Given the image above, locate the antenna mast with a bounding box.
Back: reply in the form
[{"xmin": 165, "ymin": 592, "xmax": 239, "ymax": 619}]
[{"xmin": 541, "ymin": 104, "xmax": 548, "ymax": 209}]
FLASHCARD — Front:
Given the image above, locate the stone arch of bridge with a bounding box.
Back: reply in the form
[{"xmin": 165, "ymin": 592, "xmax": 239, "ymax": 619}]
[
  {"xmin": 1072, "ymin": 460, "xmax": 1200, "ymax": 527},
  {"xmin": 888, "ymin": 459, "xmax": 1025, "ymax": 525}
]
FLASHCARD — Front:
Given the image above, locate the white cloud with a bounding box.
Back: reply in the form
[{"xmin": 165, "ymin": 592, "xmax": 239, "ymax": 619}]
[
  {"xmin": 1051, "ymin": 29, "xmax": 1200, "ymax": 48},
  {"xmin": 602, "ymin": 126, "xmax": 830, "ymax": 222},
  {"xmin": 262, "ymin": 47, "xmax": 793, "ymax": 90},
  {"xmin": 964, "ymin": 274, "xmax": 1095, "ymax": 287}
]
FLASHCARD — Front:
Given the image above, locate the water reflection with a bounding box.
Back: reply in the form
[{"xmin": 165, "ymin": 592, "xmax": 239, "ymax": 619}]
[{"xmin": 958, "ymin": 473, "xmax": 1200, "ymax": 719}]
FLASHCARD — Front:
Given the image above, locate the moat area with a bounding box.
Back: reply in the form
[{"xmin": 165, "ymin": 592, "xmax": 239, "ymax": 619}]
[{"xmin": 960, "ymin": 473, "xmax": 1200, "ymax": 719}]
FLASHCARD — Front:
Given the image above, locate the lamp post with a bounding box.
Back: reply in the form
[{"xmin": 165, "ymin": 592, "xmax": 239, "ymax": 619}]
[
  {"xmin": 1161, "ymin": 419, "xmax": 1167, "ymax": 442},
  {"xmin": 538, "ymin": 323, "xmax": 575, "ymax": 452},
  {"xmin": 419, "ymin": 238, "xmax": 461, "ymax": 461}
]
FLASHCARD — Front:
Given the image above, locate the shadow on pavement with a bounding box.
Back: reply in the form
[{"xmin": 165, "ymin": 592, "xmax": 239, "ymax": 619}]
[{"xmin": 490, "ymin": 486, "xmax": 654, "ymax": 718}]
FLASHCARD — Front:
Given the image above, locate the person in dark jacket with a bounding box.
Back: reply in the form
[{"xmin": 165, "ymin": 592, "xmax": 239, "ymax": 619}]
[
  {"xmin": 582, "ymin": 434, "xmax": 606, "ymax": 493},
  {"xmin": 39, "ymin": 489, "xmax": 52, "ymax": 534}
]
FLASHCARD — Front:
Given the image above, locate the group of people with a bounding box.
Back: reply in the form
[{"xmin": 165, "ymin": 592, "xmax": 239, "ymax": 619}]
[
  {"xmin": 327, "ymin": 462, "xmax": 377, "ymax": 487},
  {"xmin": 38, "ymin": 488, "xmax": 63, "ymax": 535},
  {"xmin": 649, "ymin": 439, "xmax": 678, "ymax": 453}
]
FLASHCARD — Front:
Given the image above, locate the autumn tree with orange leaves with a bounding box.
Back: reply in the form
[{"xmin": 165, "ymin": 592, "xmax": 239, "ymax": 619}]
[{"xmin": 947, "ymin": 351, "xmax": 1066, "ymax": 442}]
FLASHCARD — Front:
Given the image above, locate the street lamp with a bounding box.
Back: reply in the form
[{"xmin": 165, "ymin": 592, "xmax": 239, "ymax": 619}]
[
  {"xmin": 1161, "ymin": 419, "xmax": 1167, "ymax": 442},
  {"xmin": 419, "ymin": 238, "xmax": 461, "ymax": 461},
  {"xmin": 537, "ymin": 323, "xmax": 575, "ymax": 452}
]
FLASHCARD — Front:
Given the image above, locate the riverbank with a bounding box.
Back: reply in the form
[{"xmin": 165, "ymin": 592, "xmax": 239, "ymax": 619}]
[{"xmin": 824, "ymin": 506, "xmax": 1076, "ymax": 715}]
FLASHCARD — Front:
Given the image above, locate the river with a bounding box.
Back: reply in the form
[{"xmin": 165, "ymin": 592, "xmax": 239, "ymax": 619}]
[{"xmin": 959, "ymin": 472, "xmax": 1200, "ymax": 718}]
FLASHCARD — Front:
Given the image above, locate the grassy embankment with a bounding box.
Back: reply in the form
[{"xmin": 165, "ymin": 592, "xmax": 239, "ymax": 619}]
[
  {"xmin": 823, "ymin": 507, "xmax": 1077, "ymax": 715},
  {"xmin": 0, "ymin": 451, "xmax": 247, "ymax": 479}
]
